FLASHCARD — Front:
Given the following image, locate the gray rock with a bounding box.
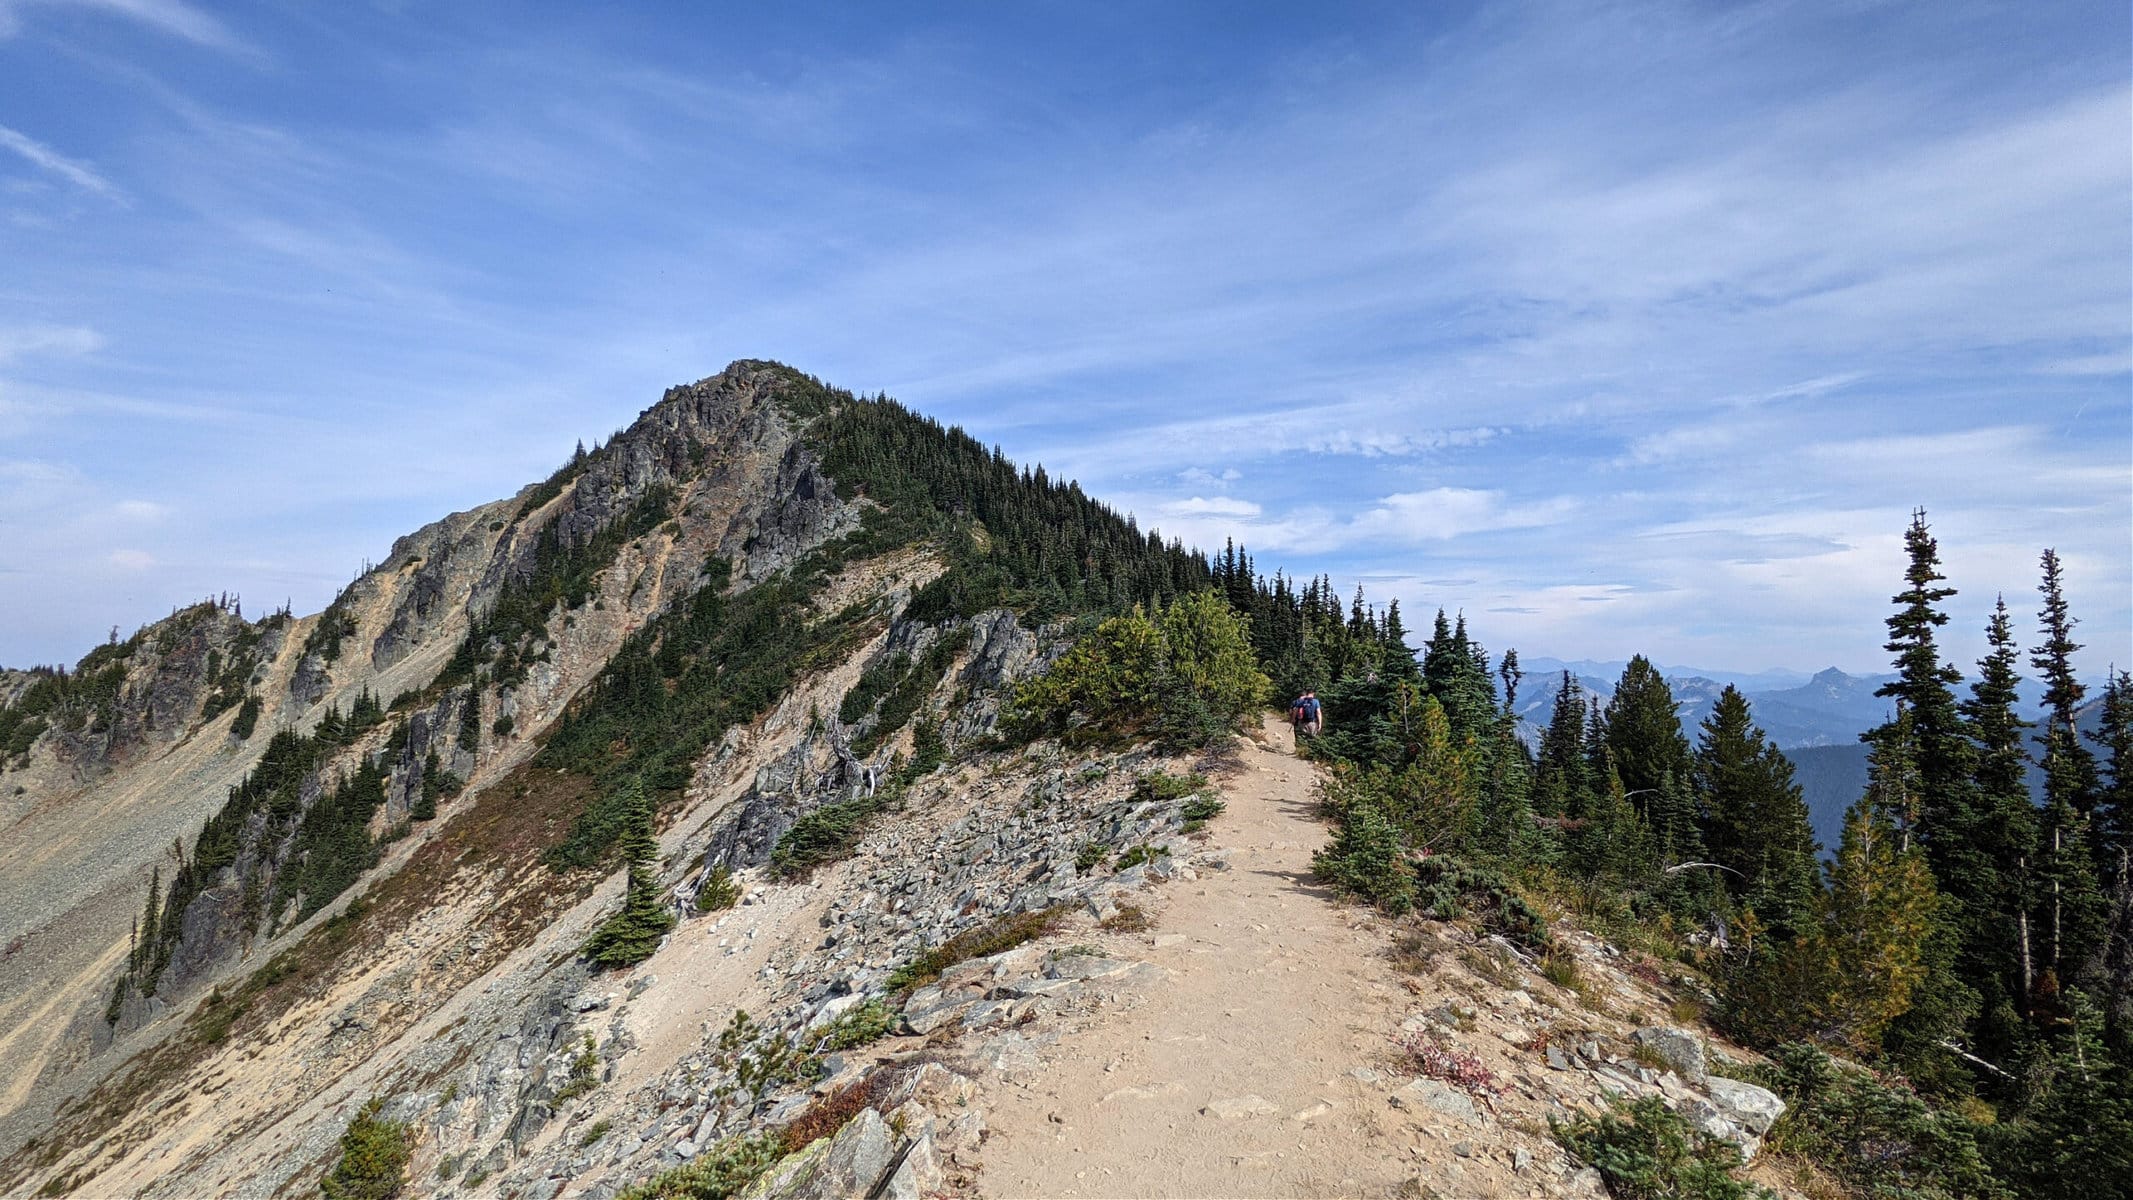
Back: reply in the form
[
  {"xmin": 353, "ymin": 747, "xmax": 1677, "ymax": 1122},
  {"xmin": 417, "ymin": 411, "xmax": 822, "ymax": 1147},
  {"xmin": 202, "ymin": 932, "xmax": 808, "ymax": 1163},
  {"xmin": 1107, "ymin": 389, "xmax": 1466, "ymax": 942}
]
[
  {"xmin": 1389, "ymin": 1078, "xmax": 1482, "ymax": 1126},
  {"xmin": 1632, "ymin": 1026, "xmax": 1708, "ymax": 1083},
  {"xmin": 878, "ymin": 1134, "xmax": 942, "ymax": 1200},
  {"xmin": 1045, "ymin": 954, "xmax": 1137, "ymax": 981},
  {"xmin": 1546, "ymin": 1046, "xmax": 1572, "ymax": 1071},
  {"xmin": 1704, "ymin": 1076, "xmax": 1786, "ymax": 1136}
]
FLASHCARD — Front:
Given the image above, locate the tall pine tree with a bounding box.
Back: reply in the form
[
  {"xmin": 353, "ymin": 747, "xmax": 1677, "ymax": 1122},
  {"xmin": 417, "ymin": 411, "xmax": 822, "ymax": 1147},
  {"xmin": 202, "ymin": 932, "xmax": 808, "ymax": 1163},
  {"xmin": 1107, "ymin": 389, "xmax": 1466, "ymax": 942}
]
[
  {"xmin": 1694, "ymin": 686, "xmax": 1819, "ymax": 937},
  {"xmin": 1868, "ymin": 510, "xmax": 1978, "ymax": 863}
]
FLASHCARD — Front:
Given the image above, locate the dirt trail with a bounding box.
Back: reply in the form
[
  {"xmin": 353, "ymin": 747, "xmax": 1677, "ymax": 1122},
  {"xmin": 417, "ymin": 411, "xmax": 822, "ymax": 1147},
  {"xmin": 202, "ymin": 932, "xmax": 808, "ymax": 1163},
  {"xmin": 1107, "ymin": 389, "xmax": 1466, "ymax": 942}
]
[{"xmin": 977, "ymin": 718, "xmax": 1419, "ymax": 1199}]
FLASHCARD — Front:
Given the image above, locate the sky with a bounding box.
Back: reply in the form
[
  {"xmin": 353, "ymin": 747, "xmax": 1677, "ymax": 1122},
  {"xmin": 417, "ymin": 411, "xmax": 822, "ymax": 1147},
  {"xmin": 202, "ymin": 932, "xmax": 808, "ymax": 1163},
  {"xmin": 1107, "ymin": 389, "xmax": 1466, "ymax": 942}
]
[{"xmin": 0, "ymin": 0, "xmax": 2127, "ymax": 678}]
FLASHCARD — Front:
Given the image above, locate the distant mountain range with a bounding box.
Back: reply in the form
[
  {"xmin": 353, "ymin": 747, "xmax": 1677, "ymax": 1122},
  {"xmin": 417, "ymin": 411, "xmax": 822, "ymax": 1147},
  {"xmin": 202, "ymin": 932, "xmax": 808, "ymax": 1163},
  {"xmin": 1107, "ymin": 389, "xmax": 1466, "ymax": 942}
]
[
  {"xmin": 1515, "ymin": 657, "xmax": 1901, "ymax": 749},
  {"xmin": 1515, "ymin": 655, "xmax": 2112, "ymax": 854}
]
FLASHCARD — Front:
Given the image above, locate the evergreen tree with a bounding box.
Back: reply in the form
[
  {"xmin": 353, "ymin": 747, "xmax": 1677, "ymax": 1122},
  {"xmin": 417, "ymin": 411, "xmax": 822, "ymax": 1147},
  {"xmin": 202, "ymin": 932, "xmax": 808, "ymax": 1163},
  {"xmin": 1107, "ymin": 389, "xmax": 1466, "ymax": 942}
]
[
  {"xmin": 456, "ymin": 683, "xmax": 482, "ymax": 754},
  {"xmin": 1868, "ymin": 510, "xmax": 1979, "ymax": 863},
  {"xmin": 2032, "ymin": 549, "xmax": 2100, "ymax": 818},
  {"xmin": 319, "ymin": 1097, "xmax": 411, "ymax": 1200},
  {"xmin": 1312, "ymin": 787, "xmax": 1413, "ymax": 914},
  {"xmin": 412, "ymin": 750, "xmax": 441, "ymax": 821},
  {"xmin": 583, "ymin": 785, "xmax": 676, "ymax": 969},
  {"xmin": 1812, "ymin": 727, "xmax": 1945, "ymax": 1054},
  {"xmin": 1694, "ymin": 686, "xmax": 1818, "ymax": 937},
  {"xmin": 1380, "ymin": 599, "xmax": 1420, "ymax": 681},
  {"xmin": 2029, "ymin": 549, "xmax": 2106, "ymax": 1002},
  {"xmin": 1958, "ymin": 597, "xmax": 2043, "ymax": 1038},
  {"xmin": 2093, "ymin": 670, "xmax": 2133, "ymax": 1053},
  {"xmin": 1603, "ymin": 657, "xmax": 1694, "ymax": 847},
  {"xmin": 1533, "ymin": 673, "xmax": 1593, "ymax": 818}
]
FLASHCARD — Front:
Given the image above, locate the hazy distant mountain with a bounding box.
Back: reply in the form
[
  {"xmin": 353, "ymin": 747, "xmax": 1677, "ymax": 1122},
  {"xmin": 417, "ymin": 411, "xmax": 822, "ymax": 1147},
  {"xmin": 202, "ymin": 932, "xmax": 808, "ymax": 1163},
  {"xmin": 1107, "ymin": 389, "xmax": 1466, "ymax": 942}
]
[{"xmin": 1513, "ymin": 658, "xmax": 1898, "ymax": 750}]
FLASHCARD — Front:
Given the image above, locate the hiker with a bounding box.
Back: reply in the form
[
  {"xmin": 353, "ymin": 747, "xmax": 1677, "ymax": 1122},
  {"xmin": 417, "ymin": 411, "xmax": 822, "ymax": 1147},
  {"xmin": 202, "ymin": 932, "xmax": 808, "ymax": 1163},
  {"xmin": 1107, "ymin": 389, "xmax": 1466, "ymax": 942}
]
[{"xmin": 1289, "ymin": 689, "xmax": 1322, "ymax": 738}]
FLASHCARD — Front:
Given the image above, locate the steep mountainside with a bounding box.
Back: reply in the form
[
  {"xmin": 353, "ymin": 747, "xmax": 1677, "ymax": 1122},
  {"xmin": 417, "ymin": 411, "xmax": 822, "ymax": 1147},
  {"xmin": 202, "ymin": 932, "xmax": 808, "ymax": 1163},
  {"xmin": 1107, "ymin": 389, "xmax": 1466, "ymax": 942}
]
[{"xmin": 0, "ymin": 361, "xmax": 1216, "ymax": 1197}]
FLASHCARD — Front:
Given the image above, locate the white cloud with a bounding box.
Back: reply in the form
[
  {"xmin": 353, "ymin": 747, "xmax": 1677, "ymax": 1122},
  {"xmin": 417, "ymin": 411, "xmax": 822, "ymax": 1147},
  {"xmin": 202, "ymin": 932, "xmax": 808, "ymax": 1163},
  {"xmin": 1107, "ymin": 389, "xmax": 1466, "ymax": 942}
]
[
  {"xmin": 0, "ymin": 126, "xmax": 121, "ymax": 199},
  {"xmin": 112, "ymin": 499, "xmax": 166, "ymax": 520},
  {"xmin": 1351, "ymin": 489, "xmax": 1576, "ymax": 543},
  {"xmin": 106, "ymin": 548, "xmax": 154, "ymax": 570},
  {"xmin": 0, "ymin": 324, "xmax": 102, "ymax": 365}
]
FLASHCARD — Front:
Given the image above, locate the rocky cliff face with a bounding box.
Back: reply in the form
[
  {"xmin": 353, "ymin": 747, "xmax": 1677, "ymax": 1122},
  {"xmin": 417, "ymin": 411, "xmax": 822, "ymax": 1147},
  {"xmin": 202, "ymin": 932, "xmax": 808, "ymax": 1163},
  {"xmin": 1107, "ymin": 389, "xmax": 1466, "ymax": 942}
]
[{"xmin": 0, "ymin": 362, "xmax": 876, "ymax": 1168}]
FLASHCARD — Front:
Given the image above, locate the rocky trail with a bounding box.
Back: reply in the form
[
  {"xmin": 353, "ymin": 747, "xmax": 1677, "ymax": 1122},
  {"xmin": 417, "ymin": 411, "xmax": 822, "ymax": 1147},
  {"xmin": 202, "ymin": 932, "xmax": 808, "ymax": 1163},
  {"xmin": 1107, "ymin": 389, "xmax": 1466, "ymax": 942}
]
[{"xmin": 975, "ymin": 718, "xmax": 1418, "ymax": 1198}]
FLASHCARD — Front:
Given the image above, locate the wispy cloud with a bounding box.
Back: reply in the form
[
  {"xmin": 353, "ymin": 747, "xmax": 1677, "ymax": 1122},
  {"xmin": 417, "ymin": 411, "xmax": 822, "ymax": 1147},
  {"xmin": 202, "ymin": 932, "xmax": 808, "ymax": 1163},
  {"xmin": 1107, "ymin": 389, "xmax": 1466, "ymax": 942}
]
[
  {"xmin": 0, "ymin": 0, "xmax": 250, "ymax": 55},
  {"xmin": 0, "ymin": 324, "xmax": 102, "ymax": 364},
  {"xmin": 0, "ymin": 125, "xmax": 121, "ymax": 198}
]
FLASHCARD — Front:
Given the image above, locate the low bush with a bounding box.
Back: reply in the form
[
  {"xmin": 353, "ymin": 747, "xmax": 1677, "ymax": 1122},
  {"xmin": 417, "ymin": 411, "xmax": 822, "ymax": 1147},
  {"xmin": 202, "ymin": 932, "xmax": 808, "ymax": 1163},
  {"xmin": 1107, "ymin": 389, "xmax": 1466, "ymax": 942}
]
[
  {"xmin": 554, "ymin": 1035, "xmax": 600, "ymax": 1102},
  {"xmin": 1178, "ymin": 793, "xmax": 1225, "ymax": 822},
  {"xmin": 696, "ymin": 865, "xmax": 739, "ymax": 912},
  {"xmin": 1552, "ymin": 1095, "xmax": 1770, "ymax": 1200},
  {"xmin": 776, "ymin": 1070, "xmax": 903, "ymax": 1156},
  {"xmin": 1746, "ymin": 1042, "xmax": 2003, "ymax": 1200},
  {"xmin": 884, "ymin": 905, "xmax": 1071, "ymax": 997},
  {"xmin": 319, "ymin": 1097, "xmax": 412, "ymax": 1200},
  {"xmin": 613, "ymin": 1133, "xmax": 785, "ymax": 1200},
  {"xmin": 805, "ymin": 1000, "xmax": 897, "ymax": 1054},
  {"xmin": 770, "ymin": 796, "xmax": 878, "ymax": 880},
  {"xmin": 1114, "ymin": 843, "xmax": 1169, "ymax": 870},
  {"xmin": 1132, "ymin": 770, "xmax": 1209, "ymax": 803},
  {"xmin": 1413, "ymin": 855, "xmax": 1553, "ymax": 953}
]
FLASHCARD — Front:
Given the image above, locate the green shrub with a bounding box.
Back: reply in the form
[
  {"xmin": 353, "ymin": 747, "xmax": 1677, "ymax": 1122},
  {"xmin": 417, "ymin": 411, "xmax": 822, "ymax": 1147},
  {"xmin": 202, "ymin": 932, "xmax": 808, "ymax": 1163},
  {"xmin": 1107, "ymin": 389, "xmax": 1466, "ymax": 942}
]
[
  {"xmin": 319, "ymin": 1097, "xmax": 412, "ymax": 1200},
  {"xmin": 1179, "ymin": 794, "xmax": 1225, "ymax": 822},
  {"xmin": 1413, "ymin": 854, "xmax": 1553, "ymax": 953},
  {"xmin": 554, "ymin": 1035, "xmax": 600, "ymax": 1102},
  {"xmin": 1312, "ymin": 793, "xmax": 1413, "ymax": 914},
  {"xmin": 806, "ymin": 999, "xmax": 897, "ymax": 1054},
  {"xmin": 1074, "ymin": 841, "xmax": 1109, "ymax": 874},
  {"xmin": 1114, "ymin": 843, "xmax": 1169, "ymax": 870},
  {"xmin": 578, "ymin": 1120, "xmax": 612, "ymax": 1148},
  {"xmin": 770, "ymin": 796, "xmax": 879, "ymax": 880},
  {"xmin": 614, "ymin": 1132, "xmax": 784, "ymax": 1200},
  {"xmin": 1133, "ymin": 770, "xmax": 1209, "ymax": 803},
  {"xmin": 884, "ymin": 905, "xmax": 1071, "ymax": 996},
  {"xmin": 696, "ymin": 865, "xmax": 739, "ymax": 912},
  {"xmin": 1552, "ymin": 1095, "xmax": 1770, "ymax": 1200},
  {"xmin": 1010, "ymin": 593, "xmax": 1268, "ymax": 749},
  {"xmin": 1747, "ymin": 1043, "xmax": 2004, "ymax": 1200}
]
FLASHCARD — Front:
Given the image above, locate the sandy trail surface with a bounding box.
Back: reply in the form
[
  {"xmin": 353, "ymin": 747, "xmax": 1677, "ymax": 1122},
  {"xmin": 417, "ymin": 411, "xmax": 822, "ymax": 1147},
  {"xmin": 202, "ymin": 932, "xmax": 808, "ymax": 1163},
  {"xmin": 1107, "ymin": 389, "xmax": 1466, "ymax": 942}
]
[{"xmin": 977, "ymin": 718, "xmax": 1419, "ymax": 1199}]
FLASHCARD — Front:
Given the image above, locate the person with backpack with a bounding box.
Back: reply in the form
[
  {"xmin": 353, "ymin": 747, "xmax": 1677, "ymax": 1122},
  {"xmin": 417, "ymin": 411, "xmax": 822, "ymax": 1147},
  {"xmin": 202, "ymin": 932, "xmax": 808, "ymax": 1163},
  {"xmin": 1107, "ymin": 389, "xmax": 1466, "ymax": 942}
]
[{"xmin": 1289, "ymin": 689, "xmax": 1322, "ymax": 738}]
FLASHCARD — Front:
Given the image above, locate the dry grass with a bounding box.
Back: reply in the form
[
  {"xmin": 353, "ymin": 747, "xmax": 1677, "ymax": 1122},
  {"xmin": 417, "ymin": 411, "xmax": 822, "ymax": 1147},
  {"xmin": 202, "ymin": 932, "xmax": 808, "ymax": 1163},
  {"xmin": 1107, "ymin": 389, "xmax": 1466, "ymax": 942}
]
[
  {"xmin": 776, "ymin": 1068, "xmax": 905, "ymax": 1155},
  {"xmin": 1099, "ymin": 904, "xmax": 1151, "ymax": 933}
]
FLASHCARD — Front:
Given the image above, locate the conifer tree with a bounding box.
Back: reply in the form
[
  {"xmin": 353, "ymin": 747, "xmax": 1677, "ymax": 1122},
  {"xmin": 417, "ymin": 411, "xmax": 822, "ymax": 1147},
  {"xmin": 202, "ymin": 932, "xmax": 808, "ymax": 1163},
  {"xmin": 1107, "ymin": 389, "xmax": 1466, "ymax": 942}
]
[
  {"xmin": 1603, "ymin": 656, "xmax": 1694, "ymax": 844},
  {"xmin": 1812, "ymin": 726, "xmax": 1945, "ymax": 1054},
  {"xmin": 1869, "ymin": 510, "xmax": 1978, "ymax": 863},
  {"xmin": 1694, "ymin": 686, "xmax": 1818, "ymax": 937},
  {"xmin": 583, "ymin": 785, "xmax": 675, "ymax": 969},
  {"xmin": 412, "ymin": 750, "xmax": 441, "ymax": 821},
  {"xmin": 1533, "ymin": 673, "xmax": 1594, "ymax": 818},
  {"xmin": 136, "ymin": 868, "xmax": 161, "ymax": 982},
  {"xmin": 456, "ymin": 683, "xmax": 482, "ymax": 754},
  {"xmin": 1959, "ymin": 597, "xmax": 2043, "ymax": 1031},
  {"xmin": 2028, "ymin": 549, "xmax": 2106, "ymax": 1002}
]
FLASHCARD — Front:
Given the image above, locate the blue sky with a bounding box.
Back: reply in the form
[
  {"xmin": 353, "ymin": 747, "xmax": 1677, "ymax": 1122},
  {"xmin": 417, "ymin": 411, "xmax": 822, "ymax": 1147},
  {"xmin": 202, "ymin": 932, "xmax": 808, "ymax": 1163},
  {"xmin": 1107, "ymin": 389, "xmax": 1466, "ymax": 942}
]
[{"xmin": 1, "ymin": 0, "xmax": 2127, "ymax": 677}]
